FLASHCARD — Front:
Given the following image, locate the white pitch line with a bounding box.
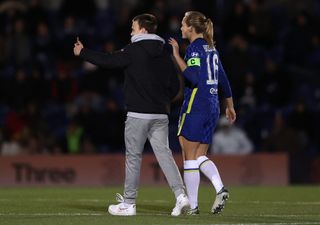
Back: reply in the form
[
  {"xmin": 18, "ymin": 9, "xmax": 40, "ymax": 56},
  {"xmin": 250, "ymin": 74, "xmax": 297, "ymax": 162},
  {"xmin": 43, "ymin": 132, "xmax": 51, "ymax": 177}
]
[
  {"xmin": 258, "ymin": 214, "xmax": 320, "ymax": 217},
  {"xmin": 0, "ymin": 198, "xmax": 106, "ymax": 202},
  {"xmin": 1, "ymin": 212, "xmax": 320, "ymax": 225},
  {"xmin": 0, "ymin": 198, "xmax": 171, "ymax": 204},
  {"xmin": 232, "ymin": 214, "xmax": 320, "ymax": 218},
  {"xmin": 224, "ymin": 200, "xmax": 320, "ymax": 205},
  {"xmin": 174, "ymin": 223, "xmax": 320, "ymax": 225},
  {"xmin": 0, "ymin": 212, "xmax": 170, "ymax": 217},
  {"xmin": 0, "ymin": 213, "xmax": 105, "ymax": 216},
  {"xmin": 0, "ymin": 212, "xmax": 319, "ymax": 218},
  {"xmin": 1, "ymin": 198, "xmax": 320, "ymax": 206}
]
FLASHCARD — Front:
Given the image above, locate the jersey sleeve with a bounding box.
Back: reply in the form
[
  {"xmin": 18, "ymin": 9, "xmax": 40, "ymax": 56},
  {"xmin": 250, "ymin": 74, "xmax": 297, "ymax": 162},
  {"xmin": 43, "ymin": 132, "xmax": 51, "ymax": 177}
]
[
  {"xmin": 182, "ymin": 45, "xmax": 201, "ymax": 86},
  {"xmin": 218, "ymin": 60, "xmax": 232, "ymax": 98}
]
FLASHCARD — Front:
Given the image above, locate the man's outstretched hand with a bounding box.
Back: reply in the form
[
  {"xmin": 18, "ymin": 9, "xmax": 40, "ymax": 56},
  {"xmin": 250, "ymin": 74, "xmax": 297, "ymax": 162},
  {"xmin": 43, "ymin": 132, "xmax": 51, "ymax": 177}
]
[{"xmin": 73, "ymin": 37, "xmax": 84, "ymax": 56}]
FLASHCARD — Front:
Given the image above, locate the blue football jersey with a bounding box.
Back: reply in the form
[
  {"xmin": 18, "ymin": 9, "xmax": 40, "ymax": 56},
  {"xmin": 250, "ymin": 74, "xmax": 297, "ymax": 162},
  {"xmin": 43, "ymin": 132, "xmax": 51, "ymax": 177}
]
[
  {"xmin": 180, "ymin": 38, "xmax": 232, "ymax": 115},
  {"xmin": 177, "ymin": 38, "xmax": 232, "ymax": 143}
]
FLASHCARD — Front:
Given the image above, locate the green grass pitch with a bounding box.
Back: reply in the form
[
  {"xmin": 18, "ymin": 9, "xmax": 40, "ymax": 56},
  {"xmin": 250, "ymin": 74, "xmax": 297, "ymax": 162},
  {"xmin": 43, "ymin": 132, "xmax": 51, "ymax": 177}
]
[{"xmin": 0, "ymin": 186, "xmax": 320, "ymax": 225}]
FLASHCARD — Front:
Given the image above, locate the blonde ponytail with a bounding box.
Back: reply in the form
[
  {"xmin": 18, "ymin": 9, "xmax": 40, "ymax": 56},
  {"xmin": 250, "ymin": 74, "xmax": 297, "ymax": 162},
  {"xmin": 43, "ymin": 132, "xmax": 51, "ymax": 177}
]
[{"xmin": 204, "ymin": 18, "xmax": 214, "ymax": 49}]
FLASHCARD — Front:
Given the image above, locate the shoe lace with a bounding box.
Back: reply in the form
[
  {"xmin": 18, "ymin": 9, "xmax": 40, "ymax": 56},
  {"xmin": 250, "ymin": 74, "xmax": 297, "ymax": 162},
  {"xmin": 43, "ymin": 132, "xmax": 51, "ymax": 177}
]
[{"xmin": 116, "ymin": 193, "xmax": 124, "ymax": 203}]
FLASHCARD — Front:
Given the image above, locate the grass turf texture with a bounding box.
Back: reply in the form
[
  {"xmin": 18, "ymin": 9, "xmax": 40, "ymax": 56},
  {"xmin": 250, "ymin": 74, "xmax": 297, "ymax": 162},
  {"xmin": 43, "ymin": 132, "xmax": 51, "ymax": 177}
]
[{"xmin": 0, "ymin": 186, "xmax": 320, "ymax": 225}]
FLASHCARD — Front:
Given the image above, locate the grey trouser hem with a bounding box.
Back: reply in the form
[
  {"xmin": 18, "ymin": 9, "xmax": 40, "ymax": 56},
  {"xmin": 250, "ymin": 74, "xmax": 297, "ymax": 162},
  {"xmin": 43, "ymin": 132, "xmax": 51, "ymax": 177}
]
[{"xmin": 123, "ymin": 117, "xmax": 185, "ymax": 204}]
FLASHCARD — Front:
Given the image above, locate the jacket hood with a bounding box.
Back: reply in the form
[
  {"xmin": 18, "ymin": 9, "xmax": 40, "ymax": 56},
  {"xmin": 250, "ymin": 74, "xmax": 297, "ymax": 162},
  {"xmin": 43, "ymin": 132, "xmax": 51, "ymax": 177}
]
[
  {"xmin": 131, "ymin": 34, "xmax": 165, "ymax": 57},
  {"xmin": 131, "ymin": 33, "xmax": 165, "ymax": 44}
]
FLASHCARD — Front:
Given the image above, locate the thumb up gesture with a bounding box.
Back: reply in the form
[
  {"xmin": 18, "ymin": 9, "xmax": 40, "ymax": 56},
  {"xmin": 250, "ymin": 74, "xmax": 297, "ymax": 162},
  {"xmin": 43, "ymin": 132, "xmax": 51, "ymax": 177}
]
[{"xmin": 73, "ymin": 37, "xmax": 84, "ymax": 56}]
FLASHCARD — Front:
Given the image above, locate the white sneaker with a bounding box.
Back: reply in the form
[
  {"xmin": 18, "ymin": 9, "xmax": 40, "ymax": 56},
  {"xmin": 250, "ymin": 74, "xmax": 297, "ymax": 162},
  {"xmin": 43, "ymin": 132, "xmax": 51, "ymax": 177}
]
[
  {"xmin": 171, "ymin": 193, "xmax": 190, "ymax": 216},
  {"xmin": 107, "ymin": 193, "xmax": 136, "ymax": 216}
]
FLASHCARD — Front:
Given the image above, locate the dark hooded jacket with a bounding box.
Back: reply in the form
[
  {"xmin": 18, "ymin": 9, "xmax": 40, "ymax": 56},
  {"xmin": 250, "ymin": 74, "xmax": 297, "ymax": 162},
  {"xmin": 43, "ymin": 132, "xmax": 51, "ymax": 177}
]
[{"xmin": 80, "ymin": 39, "xmax": 179, "ymax": 114}]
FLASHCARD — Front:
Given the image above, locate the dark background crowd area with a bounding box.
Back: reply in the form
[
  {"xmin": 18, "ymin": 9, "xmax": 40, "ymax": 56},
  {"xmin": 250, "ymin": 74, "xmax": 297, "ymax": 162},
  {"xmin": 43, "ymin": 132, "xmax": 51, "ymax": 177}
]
[{"xmin": 0, "ymin": 0, "xmax": 320, "ymax": 182}]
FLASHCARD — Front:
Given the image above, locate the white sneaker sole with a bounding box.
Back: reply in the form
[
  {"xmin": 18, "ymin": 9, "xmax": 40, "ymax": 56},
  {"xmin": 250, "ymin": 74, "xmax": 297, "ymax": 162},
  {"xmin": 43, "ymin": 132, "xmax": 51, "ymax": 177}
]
[
  {"xmin": 171, "ymin": 202, "xmax": 190, "ymax": 216},
  {"xmin": 107, "ymin": 206, "xmax": 136, "ymax": 216}
]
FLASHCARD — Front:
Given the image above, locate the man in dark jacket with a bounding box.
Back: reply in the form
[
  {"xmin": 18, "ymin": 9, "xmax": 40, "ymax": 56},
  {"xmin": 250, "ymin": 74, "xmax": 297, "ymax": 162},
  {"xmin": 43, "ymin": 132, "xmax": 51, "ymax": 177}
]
[{"xmin": 74, "ymin": 14, "xmax": 189, "ymax": 216}]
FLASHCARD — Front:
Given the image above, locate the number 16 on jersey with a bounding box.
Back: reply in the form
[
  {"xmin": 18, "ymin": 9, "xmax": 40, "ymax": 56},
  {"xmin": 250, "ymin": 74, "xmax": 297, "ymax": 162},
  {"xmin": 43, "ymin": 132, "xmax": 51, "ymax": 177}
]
[{"xmin": 206, "ymin": 53, "xmax": 218, "ymax": 85}]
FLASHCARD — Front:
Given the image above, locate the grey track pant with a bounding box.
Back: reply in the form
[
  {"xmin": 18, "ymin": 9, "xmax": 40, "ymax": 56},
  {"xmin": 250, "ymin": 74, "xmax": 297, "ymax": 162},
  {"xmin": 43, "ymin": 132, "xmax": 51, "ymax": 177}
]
[{"xmin": 123, "ymin": 116, "xmax": 185, "ymax": 204}]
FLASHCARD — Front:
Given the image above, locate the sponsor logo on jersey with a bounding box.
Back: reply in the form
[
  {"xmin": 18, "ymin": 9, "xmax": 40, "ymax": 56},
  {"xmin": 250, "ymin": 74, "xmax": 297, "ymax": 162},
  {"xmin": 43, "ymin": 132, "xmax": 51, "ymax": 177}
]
[
  {"xmin": 191, "ymin": 52, "xmax": 199, "ymax": 57},
  {"xmin": 210, "ymin": 88, "xmax": 218, "ymax": 94}
]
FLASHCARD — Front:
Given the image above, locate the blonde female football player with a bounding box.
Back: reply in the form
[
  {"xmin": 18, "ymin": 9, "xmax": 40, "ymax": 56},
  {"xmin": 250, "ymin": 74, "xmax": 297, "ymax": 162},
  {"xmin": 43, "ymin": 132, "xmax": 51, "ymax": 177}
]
[{"xmin": 169, "ymin": 11, "xmax": 236, "ymax": 215}]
